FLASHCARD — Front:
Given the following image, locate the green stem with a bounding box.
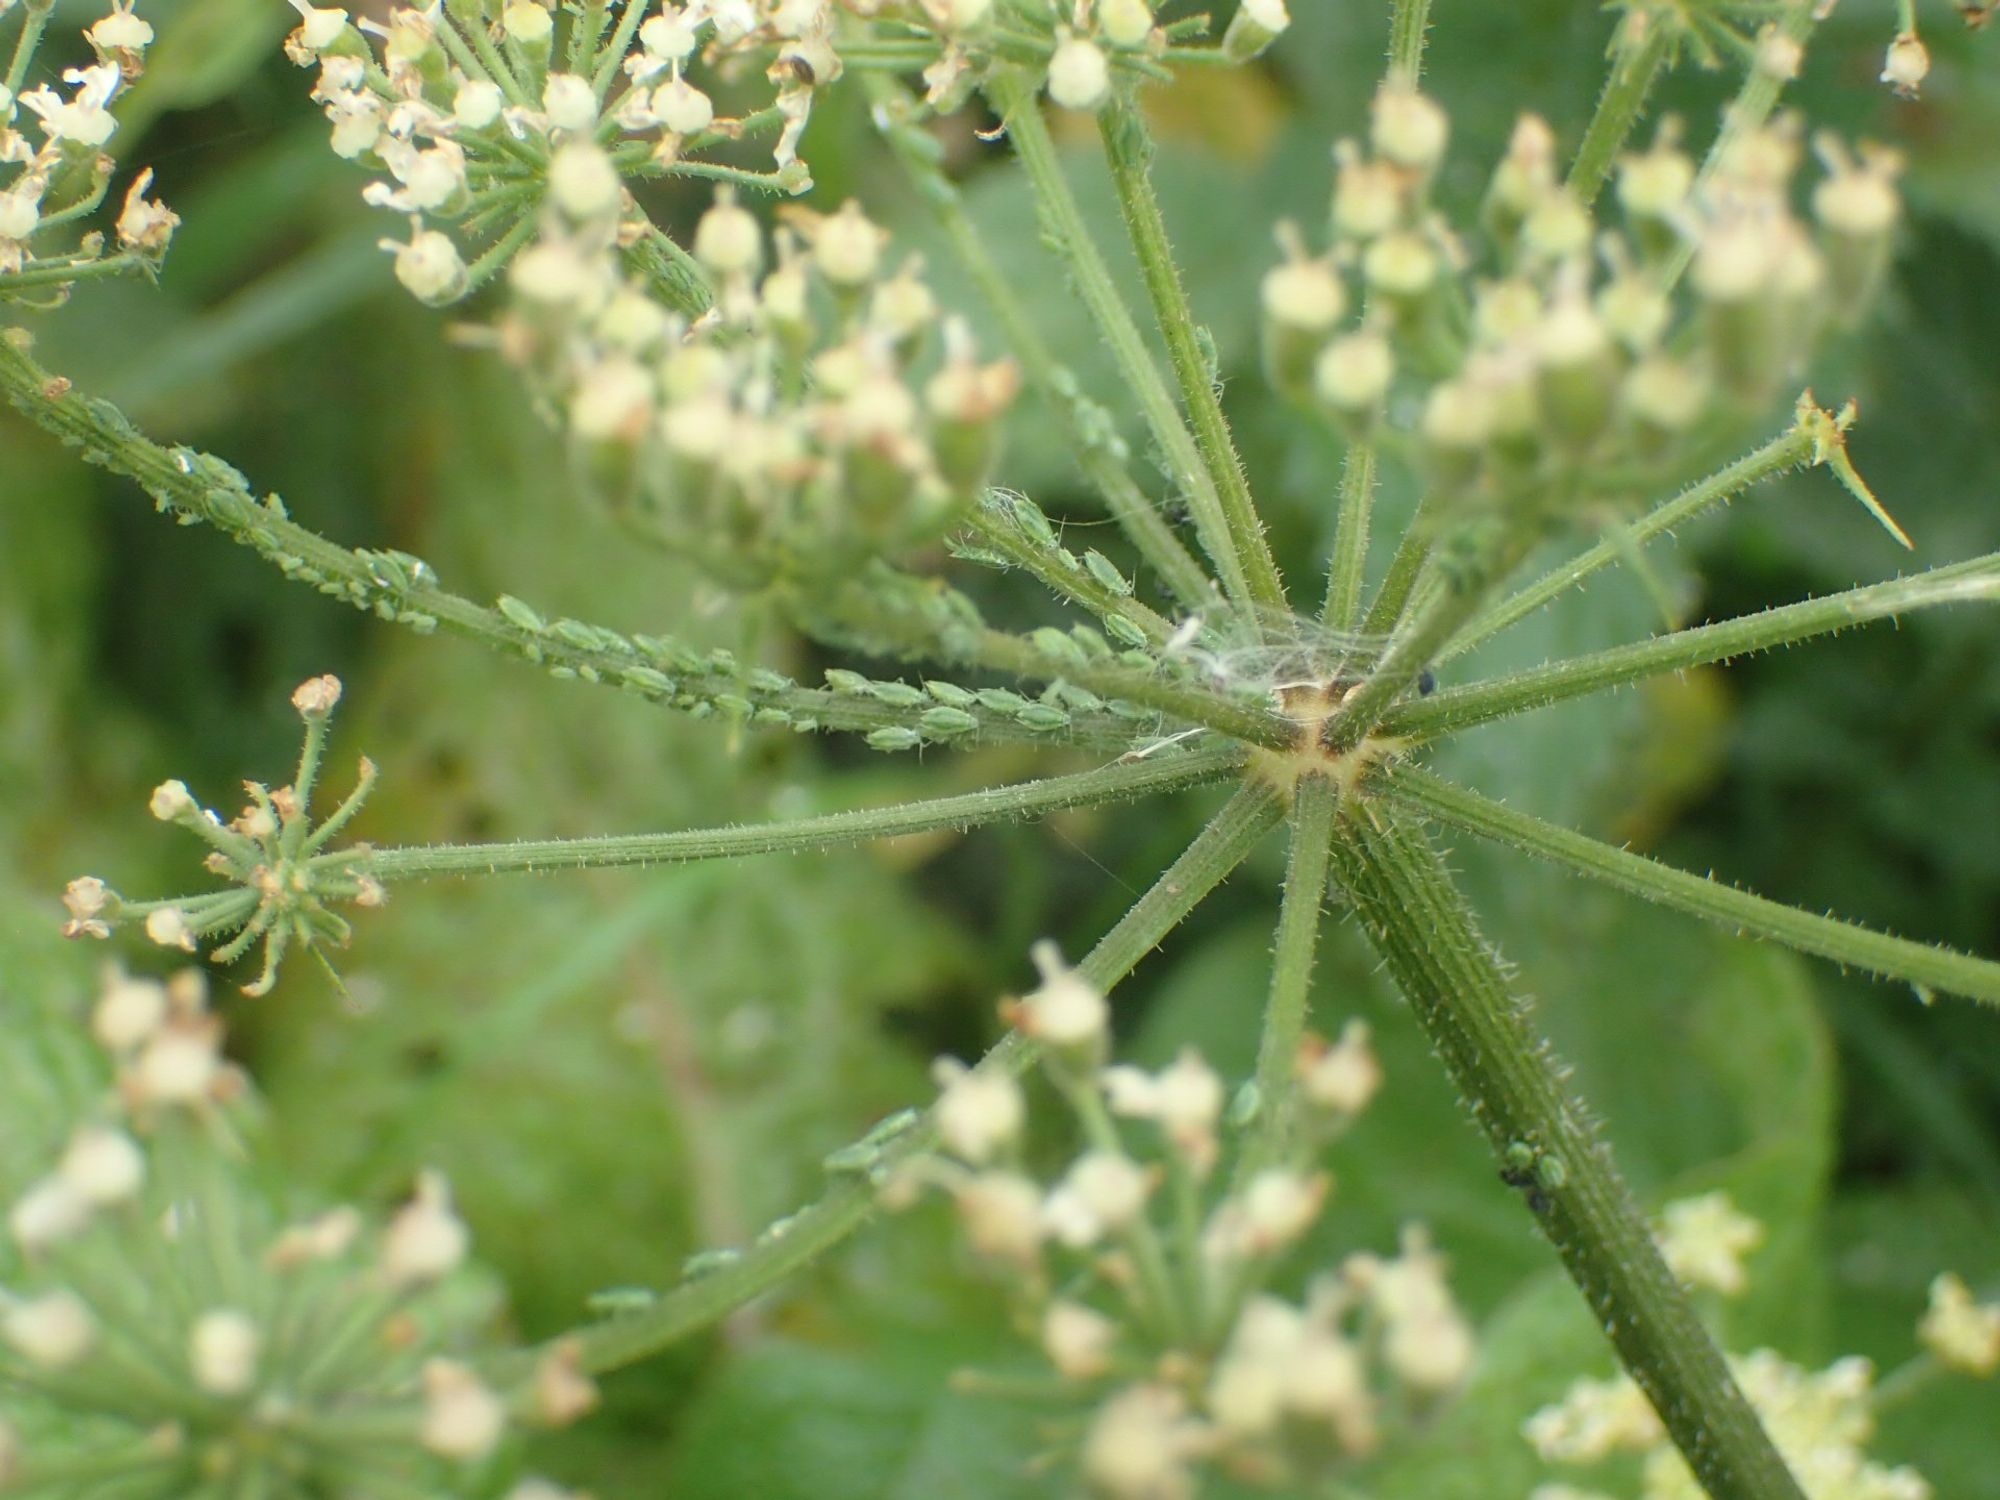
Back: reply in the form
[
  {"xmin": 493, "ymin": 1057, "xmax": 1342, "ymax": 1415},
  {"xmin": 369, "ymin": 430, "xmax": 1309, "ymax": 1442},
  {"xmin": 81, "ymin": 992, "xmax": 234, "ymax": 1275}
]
[
  {"xmin": 4, "ymin": 0, "xmax": 50, "ymax": 97},
  {"xmin": 358, "ymin": 745, "xmax": 1245, "ymax": 881},
  {"xmin": 1326, "ymin": 809, "xmax": 1806, "ymax": 1500},
  {"xmin": 1386, "ymin": 0, "xmax": 1431, "ymax": 83},
  {"xmin": 867, "ymin": 76, "xmax": 1213, "ymax": 609},
  {"xmin": 1566, "ymin": 16, "xmax": 1675, "ymax": 206},
  {"xmin": 1321, "ymin": 442, "xmax": 1377, "ymax": 631},
  {"xmin": 1383, "ymin": 765, "xmax": 2000, "ymax": 1007},
  {"xmin": 507, "ymin": 783, "xmax": 1281, "ymax": 1380},
  {"xmin": 1234, "ymin": 773, "xmax": 1338, "ymax": 1185},
  {"xmin": 986, "ymin": 70, "xmax": 1254, "ymax": 609},
  {"xmin": 1383, "ymin": 554, "xmax": 2000, "ymax": 741},
  {"xmin": 1442, "ymin": 425, "xmax": 1815, "ymax": 664},
  {"xmin": 0, "ymin": 335, "xmax": 1145, "ymax": 753},
  {"xmin": 1097, "ymin": 95, "xmax": 1288, "ymax": 616},
  {"xmin": 1360, "ymin": 492, "xmax": 1436, "ymax": 635},
  {"xmin": 0, "ymin": 254, "xmax": 154, "ymax": 295},
  {"xmin": 962, "ymin": 496, "xmax": 1176, "ymax": 646}
]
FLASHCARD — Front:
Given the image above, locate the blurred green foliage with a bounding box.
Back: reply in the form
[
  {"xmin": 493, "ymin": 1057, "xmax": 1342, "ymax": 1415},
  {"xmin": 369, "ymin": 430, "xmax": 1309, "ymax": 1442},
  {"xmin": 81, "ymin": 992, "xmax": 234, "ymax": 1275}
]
[{"xmin": 3, "ymin": 0, "xmax": 1996, "ymax": 1493}]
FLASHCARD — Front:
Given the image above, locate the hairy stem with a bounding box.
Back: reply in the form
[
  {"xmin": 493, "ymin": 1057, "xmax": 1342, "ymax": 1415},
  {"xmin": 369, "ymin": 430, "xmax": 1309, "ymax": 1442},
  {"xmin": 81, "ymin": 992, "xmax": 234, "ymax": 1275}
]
[
  {"xmin": 1386, "ymin": 0, "xmax": 1432, "ymax": 83},
  {"xmin": 1385, "ymin": 554, "xmax": 2000, "ymax": 741},
  {"xmin": 1321, "ymin": 442, "xmax": 1377, "ymax": 632},
  {"xmin": 1360, "ymin": 491, "xmax": 1436, "ymax": 635},
  {"xmin": 1566, "ymin": 15, "xmax": 1674, "ymax": 206},
  {"xmin": 513, "ymin": 783, "xmax": 1283, "ymax": 1380},
  {"xmin": 1097, "ymin": 95, "xmax": 1289, "ymax": 615},
  {"xmin": 961, "ymin": 496, "xmax": 1176, "ymax": 646},
  {"xmin": 867, "ymin": 77, "xmax": 1213, "ymax": 610},
  {"xmin": 1384, "ymin": 766, "xmax": 2000, "ymax": 1007},
  {"xmin": 1327, "ymin": 809, "xmax": 1806, "ymax": 1500},
  {"xmin": 1442, "ymin": 424, "xmax": 1817, "ymax": 664},
  {"xmin": 359, "ymin": 746, "xmax": 1244, "ymax": 881},
  {"xmin": 1234, "ymin": 774, "xmax": 1339, "ymax": 1185},
  {"xmin": 986, "ymin": 70, "xmax": 1254, "ymax": 609}
]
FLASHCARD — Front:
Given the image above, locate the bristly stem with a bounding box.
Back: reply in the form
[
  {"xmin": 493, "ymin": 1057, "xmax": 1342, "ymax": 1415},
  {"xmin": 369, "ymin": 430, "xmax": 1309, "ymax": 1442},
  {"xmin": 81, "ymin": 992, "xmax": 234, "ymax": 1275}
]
[
  {"xmin": 1566, "ymin": 13, "xmax": 1675, "ymax": 206},
  {"xmin": 1442, "ymin": 424, "xmax": 1817, "ymax": 664},
  {"xmin": 1384, "ymin": 554, "xmax": 2000, "ymax": 741},
  {"xmin": 1321, "ymin": 443, "xmax": 1378, "ymax": 632},
  {"xmin": 1097, "ymin": 95, "xmax": 1290, "ymax": 616},
  {"xmin": 1360, "ymin": 491, "xmax": 1436, "ymax": 635},
  {"xmin": 1386, "ymin": 0, "xmax": 1432, "ymax": 83},
  {"xmin": 1234, "ymin": 774, "xmax": 1339, "ymax": 1186},
  {"xmin": 358, "ymin": 746, "xmax": 1245, "ymax": 881},
  {"xmin": 1326, "ymin": 809, "xmax": 1807, "ymax": 1500},
  {"xmin": 987, "ymin": 70, "xmax": 1254, "ymax": 610},
  {"xmin": 510, "ymin": 782, "xmax": 1283, "ymax": 1382},
  {"xmin": 867, "ymin": 76, "xmax": 1214, "ymax": 610},
  {"xmin": 1383, "ymin": 765, "xmax": 2000, "ymax": 1007}
]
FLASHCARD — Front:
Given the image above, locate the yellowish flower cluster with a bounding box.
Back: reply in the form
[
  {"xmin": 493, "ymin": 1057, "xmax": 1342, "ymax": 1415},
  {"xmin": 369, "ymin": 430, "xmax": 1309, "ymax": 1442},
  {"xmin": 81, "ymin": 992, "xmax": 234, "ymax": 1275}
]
[{"xmin": 895, "ymin": 944, "xmax": 1470, "ymax": 1498}]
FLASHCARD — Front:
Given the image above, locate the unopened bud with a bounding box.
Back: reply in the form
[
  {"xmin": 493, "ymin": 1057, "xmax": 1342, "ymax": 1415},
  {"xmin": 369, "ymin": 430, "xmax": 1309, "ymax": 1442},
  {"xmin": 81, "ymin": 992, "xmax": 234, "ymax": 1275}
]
[
  {"xmin": 150, "ymin": 779, "xmax": 197, "ymax": 822},
  {"xmin": 190, "ymin": 1309, "xmax": 260, "ymax": 1396},
  {"xmin": 1222, "ymin": 0, "xmax": 1288, "ymax": 62},
  {"xmin": 1370, "ymin": 85, "xmax": 1448, "ymax": 174},
  {"xmin": 547, "ymin": 142, "xmax": 622, "ymax": 219},
  {"xmin": 693, "ymin": 190, "xmax": 762, "ymax": 277},
  {"xmin": 1312, "ymin": 330, "xmax": 1393, "ymax": 432},
  {"xmin": 1099, "ymin": 0, "xmax": 1154, "ymax": 48},
  {"xmin": 1880, "ymin": 31, "xmax": 1929, "ymax": 97},
  {"xmin": 421, "ymin": 1359, "xmax": 506, "ymax": 1460},
  {"xmin": 1047, "ymin": 34, "xmax": 1111, "ymax": 112}
]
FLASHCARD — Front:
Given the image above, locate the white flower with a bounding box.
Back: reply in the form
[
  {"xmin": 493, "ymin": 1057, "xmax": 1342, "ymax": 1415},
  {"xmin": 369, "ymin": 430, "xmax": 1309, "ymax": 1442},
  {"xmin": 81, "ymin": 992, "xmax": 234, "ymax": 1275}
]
[
  {"xmin": 1298, "ymin": 1020, "xmax": 1382, "ymax": 1115},
  {"xmin": 3, "ymin": 1291, "xmax": 96, "ymax": 1369},
  {"xmin": 365, "ymin": 138, "xmax": 468, "ymax": 214},
  {"xmin": 639, "ymin": 10, "xmax": 700, "ymax": 62},
  {"xmin": 382, "ymin": 1170, "xmax": 470, "ymax": 1287},
  {"xmin": 1314, "ymin": 331, "xmax": 1394, "ymax": 413},
  {"xmin": 0, "ymin": 179, "xmax": 42, "ymax": 245},
  {"xmin": 541, "ymin": 72, "xmax": 597, "ymax": 133},
  {"xmin": 1207, "ymin": 1296, "xmax": 1301, "ymax": 1435},
  {"xmin": 190, "ymin": 1309, "xmax": 260, "ymax": 1396},
  {"xmin": 286, "ymin": 0, "xmax": 348, "ymax": 52},
  {"xmin": 133, "ymin": 1019, "xmax": 221, "ymax": 1102},
  {"xmin": 1524, "ymin": 1371, "xmax": 1663, "ymax": 1462},
  {"xmin": 144, "ymin": 906, "xmax": 198, "ymax": 953},
  {"xmin": 1204, "ymin": 1169, "xmax": 1326, "ymax": 1263},
  {"xmin": 1098, "ymin": 0, "xmax": 1153, "ymax": 48},
  {"xmin": 1101, "ymin": 1049, "xmax": 1222, "ymax": 1169},
  {"xmin": 324, "ymin": 89, "xmax": 384, "ymax": 159},
  {"xmin": 1260, "ymin": 252, "xmax": 1346, "ymax": 333},
  {"xmin": 810, "ymin": 200, "xmax": 886, "ymax": 288},
  {"xmin": 93, "ymin": 971, "xmax": 167, "ymax": 1051},
  {"xmin": 384, "ymin": 225, "xmax": 467, "ymax": 305},
  {"xmin": 58, "ymin": 1125, "xmax": 145, "ymax": 1206},
  {"xmin": 453, "ymin": 79, "xmax": 504, "ymax": 130},
  {"xmin": 653, "ymin": 75, "xmax": 714, "ymax": 134},
  {"xmin": 268, "ymin": 1205, "xmax": 363, "ymax": 1266},
  {"xmin": 1042, "ymin": 1151, "xmax": 1150, "ymax": 1247},
  {"xmin": 1348, "ymin": 1226, "xmax": 1474, "ymax": 1393},
  {"xmin": 952, "ymin": 1170, "xmax": 1043, "ymax": 1265},
  {"xmin": 1658, "ymin": 1191, "xmax": 1764, "ymax": 1297},
  {"xmin": 547, "ymin": 141, "xmax": 622, "ymax": 219},
  {"xmin": 931, "ymin": 1057, "xmax": 1024, "ymax": 1164},
  {"xmin": 1047, "ymin": 34, "xmax": 1111, "ymax": 113},
  {"xmin": 692, "ymin": 190, "xmax": 762, "ymax": 276},
  {"xmin": 420, "ymin": 1359, "xmax": 506, "ymax": 1460},
  {"xmin": 1080, "ymin": 1384, "xmax": 1205, "ymax": 1500},
  {"xmin": 18, "ymin": 64, "xmax": 124, "ymax": 148},
  {"xmin": 504, "ymin": 0, "xmax": 554, "ymax": 44},
  {"xmin": 115, "ymin": 169, "xmax": 179, "ymax": 254},
  {"xmin": 569, "ymin": 356, "xmax": 655, "ymax": 441},
  {"xmin": 149, "ymin": 778, "xmax": 196, "ymax": 821},
  {"xmin": 1042, "ymin": 1299, "xmax": 1117, "ymax": 1379},
  {"xmin": 88, "ymin": 0, "xmax": 154, "ymax": 57},
  {"xmin": 1918, "ymin": 1272, "xmax": 2000, "ymax": 1376},
  {"xmin": 10, "ymin": 1176, "xmax": 92, "ymax": 1252},
  {"xmin": 1880, "ymin": 31, "xmax": 1930, "ymax": 98},
  {"xmin": 1370, "ymin": 84, "xmax": 1448, "ymax": 172},
  {"xmin": 1013, "ymin": 941, "xmax": 1108, "ymax": 1051}
]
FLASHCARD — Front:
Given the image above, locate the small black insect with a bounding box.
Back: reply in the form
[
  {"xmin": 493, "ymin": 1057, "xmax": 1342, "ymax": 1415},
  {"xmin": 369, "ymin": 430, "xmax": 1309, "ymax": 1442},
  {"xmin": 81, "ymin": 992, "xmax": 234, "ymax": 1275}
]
[{"xmin": 1417, "ymin": 668, "xmax": 1438, "ymax": 696}]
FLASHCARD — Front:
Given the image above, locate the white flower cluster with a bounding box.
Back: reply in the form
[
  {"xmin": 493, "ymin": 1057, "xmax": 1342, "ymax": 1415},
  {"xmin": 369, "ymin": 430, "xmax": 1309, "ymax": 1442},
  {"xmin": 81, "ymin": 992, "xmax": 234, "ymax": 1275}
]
[
  {"xmin": 1264, "ymin": 86, "xmax": 1905, "ymax": 513},
  {"xmin": 497, "ymin": 186, "xmax": 1019, "ymax": 585},
  {"xmin": 0, "ymin": 965, "xmax": 596, "ymax": 1491},
  {"xmin": 899, "ymin": 944, "xmax": 1472, "ymax": 1497},
  {"xmin": 0, "ymin": 1, "xmax": 177, "ymax": 291},
  {"xmin": 1524, "ymin": 1193, "xmax": 1983, "ymax": 1500},
  {"xmin": 287, "ymin": 0, "xmax": 857, "ymax": 303}
]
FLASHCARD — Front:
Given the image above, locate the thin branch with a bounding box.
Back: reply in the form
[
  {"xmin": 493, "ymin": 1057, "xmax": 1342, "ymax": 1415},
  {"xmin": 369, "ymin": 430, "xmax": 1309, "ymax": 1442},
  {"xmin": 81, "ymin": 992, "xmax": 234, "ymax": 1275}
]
[
  {"xmin": 985, "ymin": 70, "xmax": 1256, "ymax": 610},
  {"xmin": 1386, "ymin": 0, "xmax": 1432, "ymax": 83},
  {"xmin": 1234, "ymin": 774, "xmax": 1339, "ymax": 1185},
  {"xmin": 360, "ymin": 745, "xmax": 1246, "ymax": 881},
  {"xmin": 1327, "ymin": 808, "xmax": 1807, "ymax": 1500},
  {"xmin": 1384, "ymin": 554, "xmax": 2000, "ymax": 741},
  {"xmin": 507, "ymin": 782, "xmax": 1284, "ymax": 1381},
  {"xmin": 1097, "ymin": 95, "xmax": 1289, "ymax": 615},
  {"xmin": 1320, "ymin": 442, "xmax": 1377, "ymax": 632},
  {"xmin": 1441, "ymin": 423, "xmax": 1817, "ymax": 664},
  {"xmin": 1566, "ymin": 15, "xmax": 1675, "ymax": 206},
  {"xmin": 1383, "ymin": 765, "xmax": 2000, "ymax": 1007},
  {"xmin": 866, "ymin": 75, "xmax": 1214, "ymax": 610}
]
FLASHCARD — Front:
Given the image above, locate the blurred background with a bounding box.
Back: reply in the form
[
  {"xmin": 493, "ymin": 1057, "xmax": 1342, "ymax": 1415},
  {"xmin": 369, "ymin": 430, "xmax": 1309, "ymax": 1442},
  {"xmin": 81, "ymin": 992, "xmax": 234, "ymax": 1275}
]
[{"xmin": 3, "ymin": 0, "xmax": 1997, "ymax": 1492}]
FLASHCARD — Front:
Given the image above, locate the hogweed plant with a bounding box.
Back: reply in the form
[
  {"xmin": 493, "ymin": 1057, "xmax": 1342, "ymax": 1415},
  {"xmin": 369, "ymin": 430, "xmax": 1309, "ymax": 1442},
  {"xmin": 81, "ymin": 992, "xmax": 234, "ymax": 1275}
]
[{"xmin": 4, "ymin": 0, "xmax": 2000, "ymax": 1493}]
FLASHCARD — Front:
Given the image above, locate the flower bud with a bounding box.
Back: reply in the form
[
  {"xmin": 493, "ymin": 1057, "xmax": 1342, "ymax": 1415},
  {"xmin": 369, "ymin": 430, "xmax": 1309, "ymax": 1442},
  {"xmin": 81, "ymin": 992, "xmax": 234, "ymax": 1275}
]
[
  {"xmin": 1880, "ymin": 31, "xmax": 1929, "ymax": 97},
  {"xmin": 421, "ymin": 1359, "xmax": 506, "ymax": 1460},
  {"xmin": 1009, "ymin": 940, "xmax": 1108, "ymax": 1056},
  {"xmin": 653, "ymin": 75, "xmax": 714, "ymax": 135},
  {"xmin": 1043, "ymin": 1300, "xmax": 1117, "ymax": 1379},
  {"xmin": 1370, "ymin": 85, "xmax": 1448, "ymax": 175},
  {"xmin": 547, "ymin": 141, "xmax": 622, "ymax": 220},
  {"xmin": 286, "ymin": 0, "xmax": 350, "ymax": 53},
  {"xmin": 59, "ymin": 1125, "xmax": 145, "ymax": 1206},
  {"xmin": 1298, "ymin": 1021, "xmax": 1382, "ymax": 1116},
  {"xmin": 150, "ymin": 778, "xmax": 197, "ymax": 822},
  {"xmin": 953, "ymin": 1171, "xmax": 1044, "ymax": 1265},
  {"xmin": 926, "ymin": 348, "xmax": 1020, "ymax": 496},
  {"xmin": 1485, "ymin": 114, "xmax": 1557, "ymax": 243},
  {"xmin": 1042, "ymin": 1151, "xmax": 1151, "ymax": 1246},
  {"xmin": 1222, "ymin": 0, "xmax": 1289, "ymax": 62},
  {"xmin": 10, "ymin": 1176, "xmax": 91, "ymax": 1252},
  {"xmin": 93, "ymin": 972, "xmax": 167, "ymax": 1051},
  {"xmin": 812, "ymin": 200, "xmax": 887, "ymax": 289},
  {"xmin": 1535, "ymin": 296, "xmax": 1616, "ymax": 448},
  {"xmin": 1331, "ymin": 147, "xmax": 1401, "ymax": 241},
  {"xmin": 4, "ymin": 1291, "xmax": 96, "ymax": 1368},
  {"xmin": 1260, "ymin": 241, "xmax": 1345, "ymax": 399},
  {"xmin": 1813, "ymin": 140, "xmax": 1900, "ymax": 319},
  {"xmin": 190, "ymin": 1309, "xmax": 260, "ymax": 1396},
  {"xmin": 1047, "ymin": 34, "xmax": 1111, "ymax": 112},
  {"xmin": 145, "ymin": 906, "xmax": 198, "ymax": 953},
  {"xmin": 504, "ymin": 0, "xmax": 553, "ymax": 46},
  {"xmin": 1099, "ymin": 0, "xmax": 1154, "ymax": 48},
  {"xmin": 383, "ymin": 1170, "xmax": 470, "ymax": 1287},
  {"xmin": 693, "ymin": 190, "xmax": 762, "ymax": 277},
  {"xmin": 1312, "ymin": 329, "xmax": 1393, "ymax": 434},
  {"xmin": 1622, "ymin": 354, "xmax": 1709, "ymax": 448},
  {"xmin": 932, "ymin": 1056, "xmax": 1025, "ymax": 1164},
  {"xmin": 453, "ymin": 78, "xmax": 503, "ymax": 129},
  {"xmin": 541, "ymin": 71, "xmax": 594, "ymax": 130}
]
